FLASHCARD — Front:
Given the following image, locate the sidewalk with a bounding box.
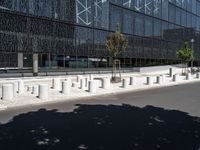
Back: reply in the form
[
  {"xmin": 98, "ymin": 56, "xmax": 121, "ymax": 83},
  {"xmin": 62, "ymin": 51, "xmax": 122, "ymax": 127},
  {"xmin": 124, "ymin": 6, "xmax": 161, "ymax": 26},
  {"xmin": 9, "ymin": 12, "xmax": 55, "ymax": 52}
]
[{"xmin": 0, "ymin": 67, "xmax": 199, "ymax": 111}]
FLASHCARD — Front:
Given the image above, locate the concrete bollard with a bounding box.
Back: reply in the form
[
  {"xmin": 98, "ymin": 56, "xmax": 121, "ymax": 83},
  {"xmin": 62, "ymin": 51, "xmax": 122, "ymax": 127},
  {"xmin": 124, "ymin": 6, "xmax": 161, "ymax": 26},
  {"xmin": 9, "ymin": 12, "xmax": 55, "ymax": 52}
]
[
  {"xmin": 80, "ymin": 78, "xmax": 86, "ymax": 90},
  {"xmin": 156, "ymin": 76, "xmax": 162, "ymax": 84},
  {"xmin": 161, "ymin": 75, "xmax": 166, "ymax": 83},
  {"xmin": 32, "ymin": 85, "xmax": 39, "ymax": 95},
  {"xmin": 72, "ymin": 82, "xmax": 78, "ymax": 88},
  {"xmin": 53, "ymin": 78, "xmax": 61, "ymax": 91},
  {"xmin": 122, "ymin": 78, "xmax": 129, "ymax": 88},
  {"xmin": 85, "ymin": 76, "xmax": 89, "ymax": 87},
  {"xmin": 130, "ymin": 77, "xmax": 136, "ymax": 86},
  {"xmin": 173, "ymin": 74, "xmax": 179, "ymax": 82},
  {"xmin": 27, "ymin": 86, "xmax": 32, "ymax": 92},
  {"xmin": 88, "ymin": 80, "xmax": 97, "ymax": 93},
  {"xmin": 76, "ymin": 75, "xmax": 83, "ymax": 83},
  {"xmin": 18, "ymin": 80, "xmax": 24, "ymax": 94},
  {"xmin": 102, "ymin": 78, "xmax": 110, "ymax": 90},
  {"xmin": 62, "ymin": 81, "xmax": 71, "ymax": 95},
  {"xmin": 2, "ymin": 84, "xmax": 14, "ymax": 101},
  {"xmin": 89, "ymin": 74, "xmax": 94, "ymax": 80},
  {"xmin": 147, "ymin": 77, "xmax": 153, "ymax": 85},
  {"xmin": 38, "ymin": 84, "xmax": 48, "ymax": 100},
  {"xmin": 13, "ymin": 82, "xmax": 18, "ymax": 96},
  {"xmin": 186, "ymin": 73, "xmax": 192, "ymax": 80},
  {"xmin": 169, "ymin": 68, "xmax": 173, "ymax": 77},
  {"xmin": 196, "ymin": 73, "xmax": 200, "ymax": 79}
]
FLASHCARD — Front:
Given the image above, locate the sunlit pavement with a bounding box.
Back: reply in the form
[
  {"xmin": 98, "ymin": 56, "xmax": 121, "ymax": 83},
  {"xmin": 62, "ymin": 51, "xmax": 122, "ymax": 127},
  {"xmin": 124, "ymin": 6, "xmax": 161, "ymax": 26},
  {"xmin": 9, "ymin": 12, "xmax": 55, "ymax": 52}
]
[{"xmin": 0, "ymin": 67, "xmax": 200, "ymax": 110}]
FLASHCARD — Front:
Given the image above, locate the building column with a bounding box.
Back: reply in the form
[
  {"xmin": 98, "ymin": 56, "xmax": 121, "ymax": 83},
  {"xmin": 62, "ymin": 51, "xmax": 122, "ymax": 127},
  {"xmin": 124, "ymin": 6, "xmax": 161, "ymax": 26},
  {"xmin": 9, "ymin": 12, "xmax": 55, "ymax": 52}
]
[
  {"xmin": 33, "ymin": 53, "xmax": 38, "ymax": 76},
  {"xmin": 18, "ymin": 53, "xmax": 23, "ymax": 69}
]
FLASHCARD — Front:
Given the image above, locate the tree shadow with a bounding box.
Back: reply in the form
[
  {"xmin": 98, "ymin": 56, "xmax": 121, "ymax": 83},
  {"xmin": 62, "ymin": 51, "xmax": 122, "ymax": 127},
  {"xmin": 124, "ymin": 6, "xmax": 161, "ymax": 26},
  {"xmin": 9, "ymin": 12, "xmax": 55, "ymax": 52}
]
[{"xmin": 0, "ymin": 104, "xmax": 200, "ymax": 150}]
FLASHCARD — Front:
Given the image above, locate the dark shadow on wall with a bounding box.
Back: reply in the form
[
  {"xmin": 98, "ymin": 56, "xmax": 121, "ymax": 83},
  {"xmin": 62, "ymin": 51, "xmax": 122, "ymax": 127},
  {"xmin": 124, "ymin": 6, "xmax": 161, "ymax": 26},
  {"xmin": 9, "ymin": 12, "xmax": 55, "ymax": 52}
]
[{"xmin": 0, "ymin": 104, "xmax": 200, "ymax": 150}]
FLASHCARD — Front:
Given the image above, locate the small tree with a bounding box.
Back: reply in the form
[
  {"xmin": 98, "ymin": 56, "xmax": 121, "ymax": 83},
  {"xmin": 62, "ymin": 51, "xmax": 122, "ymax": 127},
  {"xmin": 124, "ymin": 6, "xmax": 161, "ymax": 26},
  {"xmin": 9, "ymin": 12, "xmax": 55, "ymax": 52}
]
[
  {"xmin": 106, "ymin": 28, "xmax": 128, "ymax": 82},
  {"xmin": 177, "ymin": 42, "xmax": 193, "ymax": 74}
]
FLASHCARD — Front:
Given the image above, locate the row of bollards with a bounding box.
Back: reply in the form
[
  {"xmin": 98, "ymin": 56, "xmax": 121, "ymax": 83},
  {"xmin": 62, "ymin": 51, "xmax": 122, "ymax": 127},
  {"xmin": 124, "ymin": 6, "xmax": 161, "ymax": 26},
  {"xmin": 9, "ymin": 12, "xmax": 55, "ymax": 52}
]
[{"xmin": 2, "ymin": 70, "xmax": 200, "ymax": 101}]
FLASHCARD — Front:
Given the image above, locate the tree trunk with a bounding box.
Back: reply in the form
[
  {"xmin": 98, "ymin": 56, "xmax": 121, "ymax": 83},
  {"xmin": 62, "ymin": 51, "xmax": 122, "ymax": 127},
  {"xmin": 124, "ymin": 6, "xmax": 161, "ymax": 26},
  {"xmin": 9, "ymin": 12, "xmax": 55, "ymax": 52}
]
[{"xmin": 111, "ymin": 59, "xmax": 121, "ymax": 83}]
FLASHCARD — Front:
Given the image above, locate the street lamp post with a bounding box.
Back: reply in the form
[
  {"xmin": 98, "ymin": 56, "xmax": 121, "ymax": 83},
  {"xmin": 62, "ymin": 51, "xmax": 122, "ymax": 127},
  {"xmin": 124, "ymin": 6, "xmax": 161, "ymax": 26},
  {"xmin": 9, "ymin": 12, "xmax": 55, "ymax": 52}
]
[{"xmin": 191, "ymin": 39, "xmax": 195, "ymax": 73}]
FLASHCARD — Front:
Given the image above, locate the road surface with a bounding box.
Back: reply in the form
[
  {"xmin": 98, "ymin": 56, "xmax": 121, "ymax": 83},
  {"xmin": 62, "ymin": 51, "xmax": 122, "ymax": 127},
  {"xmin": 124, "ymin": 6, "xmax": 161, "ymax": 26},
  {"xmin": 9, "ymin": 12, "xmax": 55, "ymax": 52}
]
[{"xmin": 0, "ymin": 82, "xmax": 200, "ymax": 150}]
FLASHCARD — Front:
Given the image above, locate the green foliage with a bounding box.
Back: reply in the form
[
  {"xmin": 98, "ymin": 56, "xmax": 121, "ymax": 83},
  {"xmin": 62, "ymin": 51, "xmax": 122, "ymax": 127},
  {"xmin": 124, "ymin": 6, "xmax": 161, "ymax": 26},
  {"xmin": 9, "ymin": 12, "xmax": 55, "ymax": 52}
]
[
  {"xmin": 106, "ymin": 29, "xmax": 128, "ymax": 59},
  {"xmin": 177, "ymin": 42, "xmax": 193, "ymax": 63}
]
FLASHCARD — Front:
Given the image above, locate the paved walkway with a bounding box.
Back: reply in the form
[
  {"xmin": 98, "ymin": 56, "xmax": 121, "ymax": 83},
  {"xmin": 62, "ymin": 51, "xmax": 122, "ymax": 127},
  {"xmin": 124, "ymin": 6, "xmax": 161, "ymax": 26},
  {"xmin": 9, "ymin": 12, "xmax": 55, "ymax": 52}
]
[{"xmin": 0, "ymin": 67, "xmax": 199, "ymax": 111}]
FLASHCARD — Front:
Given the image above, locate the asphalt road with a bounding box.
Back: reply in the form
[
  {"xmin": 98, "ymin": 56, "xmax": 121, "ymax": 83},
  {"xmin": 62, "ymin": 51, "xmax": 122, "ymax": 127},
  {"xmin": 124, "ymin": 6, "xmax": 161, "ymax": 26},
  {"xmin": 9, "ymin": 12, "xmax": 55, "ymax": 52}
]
[{"xmin": 0, "ymin": 82, "xmax": 200, "ymax": 150}]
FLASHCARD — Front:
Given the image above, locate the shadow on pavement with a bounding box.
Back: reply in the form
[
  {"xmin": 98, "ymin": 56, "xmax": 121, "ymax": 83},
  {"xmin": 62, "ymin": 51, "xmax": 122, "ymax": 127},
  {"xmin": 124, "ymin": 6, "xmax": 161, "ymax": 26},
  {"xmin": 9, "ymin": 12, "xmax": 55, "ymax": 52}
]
[{"xmin": 0, "ymin": 104, "xmax": 200, "ymax": 150}]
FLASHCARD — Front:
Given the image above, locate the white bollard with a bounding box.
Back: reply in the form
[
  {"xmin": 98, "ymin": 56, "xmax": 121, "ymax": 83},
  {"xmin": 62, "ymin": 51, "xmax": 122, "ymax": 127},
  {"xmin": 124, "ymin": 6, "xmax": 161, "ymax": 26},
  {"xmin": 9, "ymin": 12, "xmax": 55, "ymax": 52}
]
[
  {"xmin": 122, "ymin": 78, "xmax": 129, "ymax": 88},
  {"xmin": 80, "ymin": 78, "xmax": 86, "ymax": 90},
  {"xmin": 18, "ymin": 80, "xmax": 24, "ymax": 94},
  {"xmin": 89, "ymin": 74, "xmax": 94, "ymax": 80},
  {"xmin": 186, "ymin": 73, "xmax": 191, "ymax": 80},
  {"xmin": 85, "ymin": 76, "xmax": 89, "ymax": 87},
  {"xmin": 173, "ymin": 74, "xmax": 179, "ymax": 82},
  {"xmin": 62, "ymin": 81, "xmax": 71, "ymax": 95},
  {"xmin": 147, "ymin": 77, "xmax": 153, "ymax": 85},
  {"xmin": 27, "ymin": 86, "xmax": 32, "ymax": 92},
  {"xmin": 88, "ymin": 80, "xmax": 97, "ymax": 93},
  {"xmin": 130, "ymin": 77, "xmax": 136, "ymax": 86},
  {"xmin": 196, "ymin": 73, "xmax": 200, "ymax": 79},
  {"xmin": 13, "ymin": 82, "xmax": 18, "ymax": 96},
  {"xmin": 72, "ymin": 82, "xmax": 78, "ymax": 88},
  {"xmin": 169, "ymin": 68, "xmax": 173, "ymax": 77},
  {"xmin": 38, "ymin": 84, "xmax": 48, "ymax": 100},
  {"xmin": 32, "ymin": 85, "xmax": 39, "ymax": 95},
  {"xmin": 161, "ymin": 75, "xmax": 166, "ymax": 83},
  {"xmin": 2, "ymin": 84, "xmax": 14, "ymax": 101},
  {"xmin": 156, "ymin": 76, "xmax": 162, "ymax": 84},
  {"xmin": 76, "ymin": 75, "xmax": 83, "ymax": 83},
  {"xmin": 53, "ymin": 78, "xmax": 61, "ymax": 91},
  {"xmin": 102, "ymin": 78, "xmax": 110, "ymax": 90}
]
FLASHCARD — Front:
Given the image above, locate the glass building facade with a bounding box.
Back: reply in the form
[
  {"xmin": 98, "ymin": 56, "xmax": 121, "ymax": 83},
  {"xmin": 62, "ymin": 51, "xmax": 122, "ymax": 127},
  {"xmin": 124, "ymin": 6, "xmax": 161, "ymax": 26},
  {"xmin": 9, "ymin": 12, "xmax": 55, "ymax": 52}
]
[{"xmin": 0, "ymin": 0, "xmax": 200, "ymax": 69}]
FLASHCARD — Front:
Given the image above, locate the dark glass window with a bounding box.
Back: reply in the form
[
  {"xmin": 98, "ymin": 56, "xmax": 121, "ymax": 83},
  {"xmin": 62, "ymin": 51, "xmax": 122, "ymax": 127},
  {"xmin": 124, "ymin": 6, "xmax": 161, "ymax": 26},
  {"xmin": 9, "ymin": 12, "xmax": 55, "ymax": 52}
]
[
  {"xmin": 176, "ymin": 7, "xmax": 181, "ymax": 25},
  {"xmin": 123, "ymin": 10, "xmax": 134, "ymax": 34},
  {"xmin": 197, "ymin": 17, "xmax": 200, "ymax": 31},
  {"xmin": 197, "ymin": 1, "xmax": 200, "ymax": 16},
  {"xmin": 134, "ymin": 13, "xmax": 144, "ymax": 36},
  {"xmin": 154, "ymin": 19, "xmax": 161, "ymax": 37},
  {"xmin": 145, "ymin": 16, "xmax": 153, "ymax": 36},
  {"xmin": 187, "ymin": 0, "xmax": 192, "ymax": 12},
  {"xmin": 186, "ymin": 12, "xmax": 192, "ymax": 27},
  {"xmin": 192, "ymin": 0, "xmax": 197, "ymax": 14},
  {"xmin": 169, "ymin": 4, "xmax": 175, "ymax": 23},
  {"xmin": 162, "ymin": 0, "xmax": 168, "ymax": 20},
  {"xmin": 161, "ymin": 21, "xmax": 168, "ymax": 38},
  {"xmin": 110, "ymin": 5, "xmax": 122, "ymax": 31},
  {"xmin": 192, "ymin": 15, "xmax": 197, "ymax": 29},
  {"xmin": 181, "ymin": 10, "xmax": 186, "ymax": 26}
]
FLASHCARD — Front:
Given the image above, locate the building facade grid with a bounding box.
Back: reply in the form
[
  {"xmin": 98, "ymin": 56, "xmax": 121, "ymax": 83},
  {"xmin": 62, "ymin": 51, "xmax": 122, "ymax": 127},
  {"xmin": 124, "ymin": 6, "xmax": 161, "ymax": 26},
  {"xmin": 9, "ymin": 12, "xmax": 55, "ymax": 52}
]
[{"xmin": 0, "ymin": 0, "xmax": 200, "ymax": 69}]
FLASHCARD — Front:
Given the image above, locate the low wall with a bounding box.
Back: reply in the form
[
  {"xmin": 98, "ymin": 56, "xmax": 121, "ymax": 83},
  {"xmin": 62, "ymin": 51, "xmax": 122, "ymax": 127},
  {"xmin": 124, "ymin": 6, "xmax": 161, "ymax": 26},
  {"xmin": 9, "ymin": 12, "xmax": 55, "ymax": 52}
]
[{"xmin": 133, "ymin": 64, "xmax": 182, "ymax": 73}]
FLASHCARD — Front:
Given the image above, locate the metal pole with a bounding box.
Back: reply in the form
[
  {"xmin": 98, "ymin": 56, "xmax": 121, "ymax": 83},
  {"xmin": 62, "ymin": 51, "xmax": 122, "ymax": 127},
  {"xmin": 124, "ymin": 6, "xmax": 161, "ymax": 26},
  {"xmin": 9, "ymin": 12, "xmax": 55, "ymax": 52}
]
[
  {"xmin": 191, "ymin": 42, "xmax": 193, "ymax": 69},
  {"xmin": 191, "ymin": 39, "xmax": 194, "ymax": 73}
]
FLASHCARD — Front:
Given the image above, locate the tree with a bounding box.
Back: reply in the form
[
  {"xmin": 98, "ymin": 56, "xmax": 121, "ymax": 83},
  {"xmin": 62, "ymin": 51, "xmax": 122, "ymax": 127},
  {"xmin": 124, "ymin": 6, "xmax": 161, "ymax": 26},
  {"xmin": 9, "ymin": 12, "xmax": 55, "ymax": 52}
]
[
  {"xmin": 177, "ymin": 42, "xmax": 193, "ymax": 74},
  {"xmin": 106, "ymin": 28, "xmax": 128, "ymax": 82}
]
